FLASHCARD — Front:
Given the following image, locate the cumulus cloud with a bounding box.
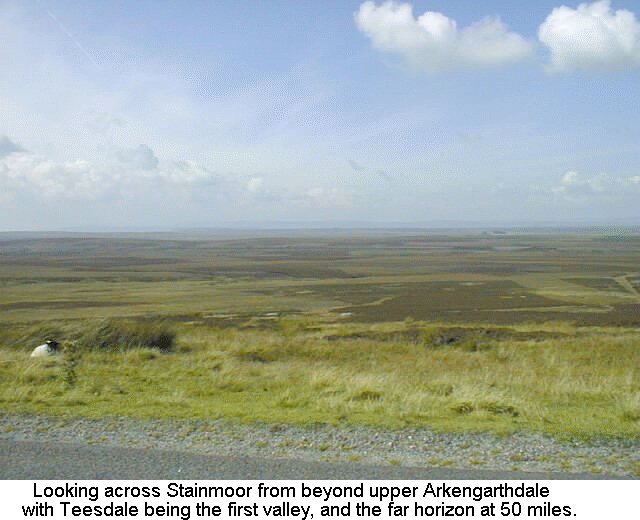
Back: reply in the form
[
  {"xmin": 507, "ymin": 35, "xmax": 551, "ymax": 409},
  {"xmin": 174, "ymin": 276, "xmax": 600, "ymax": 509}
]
[
  {"xmin": 355, "ymin": 1, "xmax": 534, "ymax": 73},
  {"xmin": 552, "ymin": 170, "xmax": 605, "ymax": 196},
  {"xmin": 539, "ymin": 0, "xmax": 640, "ymax": 72},
  {"xmin": 0, "ymin": 137, "xmax": 352, "ymax": 216},
  {"xmin": 551, "ymin": 170, "xmax": 639, "ymax": 200},
  {"xmin": 0, "ymin": 140, "xmax": 219, "ymax": 201},
  {"xmin": 1, "ymin": 152, "xmax": 108, "ymax": 199}
]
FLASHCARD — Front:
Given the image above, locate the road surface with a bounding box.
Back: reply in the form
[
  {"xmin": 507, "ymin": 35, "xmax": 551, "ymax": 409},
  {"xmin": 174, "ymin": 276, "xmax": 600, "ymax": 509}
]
[{"xmin": 0, "ymin": 439, "xmax": 619, "ymax": 480}]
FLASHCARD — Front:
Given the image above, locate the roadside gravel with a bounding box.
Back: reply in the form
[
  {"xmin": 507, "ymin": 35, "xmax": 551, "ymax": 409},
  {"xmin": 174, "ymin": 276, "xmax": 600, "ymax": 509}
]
[{"xmin": 1, "ymin": 414, "xmax": 638, "ymax": 477}]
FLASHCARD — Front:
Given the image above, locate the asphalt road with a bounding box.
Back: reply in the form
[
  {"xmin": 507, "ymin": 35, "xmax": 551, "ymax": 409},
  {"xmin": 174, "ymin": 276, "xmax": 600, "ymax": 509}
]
[{"xmin": 0, "ymin": 439, "xmax": 618, "ymax": 480}]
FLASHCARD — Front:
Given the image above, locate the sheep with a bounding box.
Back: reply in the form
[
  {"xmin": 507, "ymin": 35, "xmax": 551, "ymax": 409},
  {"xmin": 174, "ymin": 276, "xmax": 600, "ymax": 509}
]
[{"xmin": 30, "ymin": 339, "xmax": 60, "ymax": 358}]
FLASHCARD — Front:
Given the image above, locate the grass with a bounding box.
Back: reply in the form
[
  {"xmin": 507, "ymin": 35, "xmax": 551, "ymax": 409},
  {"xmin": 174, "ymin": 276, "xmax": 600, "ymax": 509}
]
[
  {"xmin": 0, "ymin": 319, "xmax": 176, "ymax": 352},
  {"xmin": 0, "ymin": 318, "xmax": 638, "ymax": 438},
  {"xmin": 77, "ymin": 319, "xmax": 176, "ymax": 352}
]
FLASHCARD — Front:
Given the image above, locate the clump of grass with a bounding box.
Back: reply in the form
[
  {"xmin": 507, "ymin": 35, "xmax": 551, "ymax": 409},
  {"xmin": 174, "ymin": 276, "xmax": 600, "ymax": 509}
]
[
  {"xmin": 618, "ymin": 392, "xmax": 640, "ymax": 422},
  {"xmin": 78, "ymin": 318, "xmax": 176, "ymax": 352},
  {"xmin": 426, "ymin": 383, "xmax": 454, "ymax": 396},
  {"xmin": 61, "ymin": 341, "xmax": 81, "ymax": 388},
  {"xmin": 452, "ymin": 400, "xmax": 520, "ymax": 417},
  {"xmin": 483, "ymin": 402, "xmax": 520, "ymax": 417},
  {"xmin": 350, "ymin": 390, "xmax": 382, "ymax": 402},
  {"xmin": 452, "ymin": 402, "xmax": 475, "ymax": 415}
]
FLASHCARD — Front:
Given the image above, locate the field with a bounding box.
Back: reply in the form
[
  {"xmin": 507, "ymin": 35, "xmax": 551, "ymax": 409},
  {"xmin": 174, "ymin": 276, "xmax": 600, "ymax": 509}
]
[{"xmin": 0, "ymin": 229, "xmax": 639, "ymax": 439}]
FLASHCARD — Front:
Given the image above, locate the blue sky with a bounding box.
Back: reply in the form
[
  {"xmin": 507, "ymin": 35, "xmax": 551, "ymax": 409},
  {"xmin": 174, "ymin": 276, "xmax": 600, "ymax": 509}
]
[{"xmin": 1, "ymin": 0, "xmax": 639, "ymax": 229}]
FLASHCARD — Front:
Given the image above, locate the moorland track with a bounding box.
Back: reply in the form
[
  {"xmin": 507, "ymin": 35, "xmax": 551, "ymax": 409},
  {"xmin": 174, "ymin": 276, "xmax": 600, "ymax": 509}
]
[{"xmin": 614, "ymin": 273, "xmax": 640, "ymax": 300}]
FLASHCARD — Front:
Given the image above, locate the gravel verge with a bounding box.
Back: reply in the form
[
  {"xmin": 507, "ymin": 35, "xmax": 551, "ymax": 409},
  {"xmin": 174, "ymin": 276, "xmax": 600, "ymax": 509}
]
[{"xmin": 1, "ymin": 413, "xmax": 638, "ymax": 477}]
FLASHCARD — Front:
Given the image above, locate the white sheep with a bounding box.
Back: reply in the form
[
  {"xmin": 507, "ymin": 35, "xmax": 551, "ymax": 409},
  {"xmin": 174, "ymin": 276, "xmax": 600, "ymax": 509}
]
[{"xmin": 30, "ymin": 339, "xmax": 60, "ymax": 358}]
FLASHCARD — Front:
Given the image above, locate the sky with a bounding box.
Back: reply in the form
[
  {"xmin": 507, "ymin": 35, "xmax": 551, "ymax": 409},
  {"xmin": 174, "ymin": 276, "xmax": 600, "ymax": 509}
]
[{"xmin": 1, "ymin": 0, "xmax": 639, "ymax": 230}]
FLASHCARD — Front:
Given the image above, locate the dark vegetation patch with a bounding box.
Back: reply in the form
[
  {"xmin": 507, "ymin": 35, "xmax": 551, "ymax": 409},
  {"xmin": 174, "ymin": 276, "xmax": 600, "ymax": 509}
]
[
  {"xmin": 0, "ymin": 300, "xmax": 130, "ymax": 311},
  {"xmin": 78, "ymin": 319, "xmax": 176, "ymax": 352},
  {"xmin": 0, "ymin": 257, "xmax": 179, "ymax": 269},
  {"xmin": 325, "ymin": 328, "xmax": 426, "ymax": 343},
  {"xmin": 572, "ymin": 304, "xmax": 640, "ymax": 326},
  {"xmin": 350, "ymin": 390, "xmax": 382, "ymax": 402},
  {"xmin": 381, "ymin": 305, "xmax": 640, "ymax": 327},
  {"xmin": 70, "ymin": 257, "xmax": 180, "ymax": 270},
  {"xmin": 445, "ymin": 264, "xmax": 563, "ymax": 274},
  {"xmin": 0, "ymin": 274, "xmax": 190, "ymax": 284},
  {"xmin": 325, "ymin": 326, "xmax": 567, "ymax": 346},
  {"xmin": 452, "ymin": 401, "xmax": 520, "ymax": 417},
  {"xmin": 235, "ymin": 351, "xmax": 270, "ymax": 363},
  {"xmin": 0, "ymin": 237, "xmax": 192, "ymax": 255},
  {"xmin": 1, "ymin": 319, "xmax": 176, "ymax": 353},
  {"xmin": 332, "ymin": 280, "xmax": 563, "ymax": 322},
  {"xmin": 183, "ymin": 263, "xmax": 359, "ymax": 280},
  {"xmin": 242, "ymin": 247, "xmax": 351, "ymax": 261},
  {"xmin": 277, "ymin": 284, "xmax": 397, "ymax": 305},
  {"xmin": 565, "ymin": 277, "xmax": 625, "ymax": 291}
]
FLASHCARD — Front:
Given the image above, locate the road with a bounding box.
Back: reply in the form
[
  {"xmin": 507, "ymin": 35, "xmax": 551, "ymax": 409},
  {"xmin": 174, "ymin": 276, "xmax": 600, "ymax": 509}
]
[{"xmin": 0, "ymin": 439, "xmax": 618, "ymax": 480}]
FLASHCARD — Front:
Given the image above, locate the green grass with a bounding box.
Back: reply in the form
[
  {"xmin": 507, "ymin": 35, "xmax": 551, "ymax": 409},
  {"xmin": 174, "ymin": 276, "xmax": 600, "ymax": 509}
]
[{"xmin": 1, "ymin": 318, "xmax": 638, "ymax": 438}]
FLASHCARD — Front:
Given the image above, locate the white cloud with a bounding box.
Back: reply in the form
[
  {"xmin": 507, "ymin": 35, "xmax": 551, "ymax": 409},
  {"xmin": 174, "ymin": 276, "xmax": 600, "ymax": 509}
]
[
  {"xmin": 552, "ymin": 170, "xmax": 606, "ymax": 196},
  {"xmin": 0, "ymin": 141, "xmax": 219, "ymax": 201},
  {"xmin": 1, "ymin": 152, "xmax": 108, "ymax": 199},
  {"xmin": 0, "ymin": 136, "xmax": 355, "ymax": 223},
  {"xmin": 355, "ymin": 1, "xmax": 533, "ymax": 73},
  {"xmin": 551, "ymin": 170, "xmax": 639, "ymax": 200},
  {"xmin": 539, "ymin": 0, "xmax": 640, "ymax": 72}
]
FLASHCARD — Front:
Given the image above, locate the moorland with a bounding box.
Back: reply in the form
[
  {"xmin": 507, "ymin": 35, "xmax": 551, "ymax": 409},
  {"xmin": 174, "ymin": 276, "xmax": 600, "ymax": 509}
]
[{"xmin": 0, "ymin": 229, "xmax": 639, "ymax": 439}]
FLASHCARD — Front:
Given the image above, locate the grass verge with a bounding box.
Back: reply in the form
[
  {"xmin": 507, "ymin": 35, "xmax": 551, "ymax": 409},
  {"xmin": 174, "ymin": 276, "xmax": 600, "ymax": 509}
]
[{"xmin": 0, "ymin": 318, "xmax": 638, "ymax": 439}]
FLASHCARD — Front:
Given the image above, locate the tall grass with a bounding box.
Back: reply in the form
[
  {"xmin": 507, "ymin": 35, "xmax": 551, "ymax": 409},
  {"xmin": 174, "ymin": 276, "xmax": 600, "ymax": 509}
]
[
  {"xmin": 0, "ymin": 318, "xmax": 176, "ymax": 353},
  {"xmin": 78, "ymin": 319, "xmax": 176, "ymax": 352},
  {"xmin": 0, "ymin": 319, "xmax": 638, "ymax": 438}
]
